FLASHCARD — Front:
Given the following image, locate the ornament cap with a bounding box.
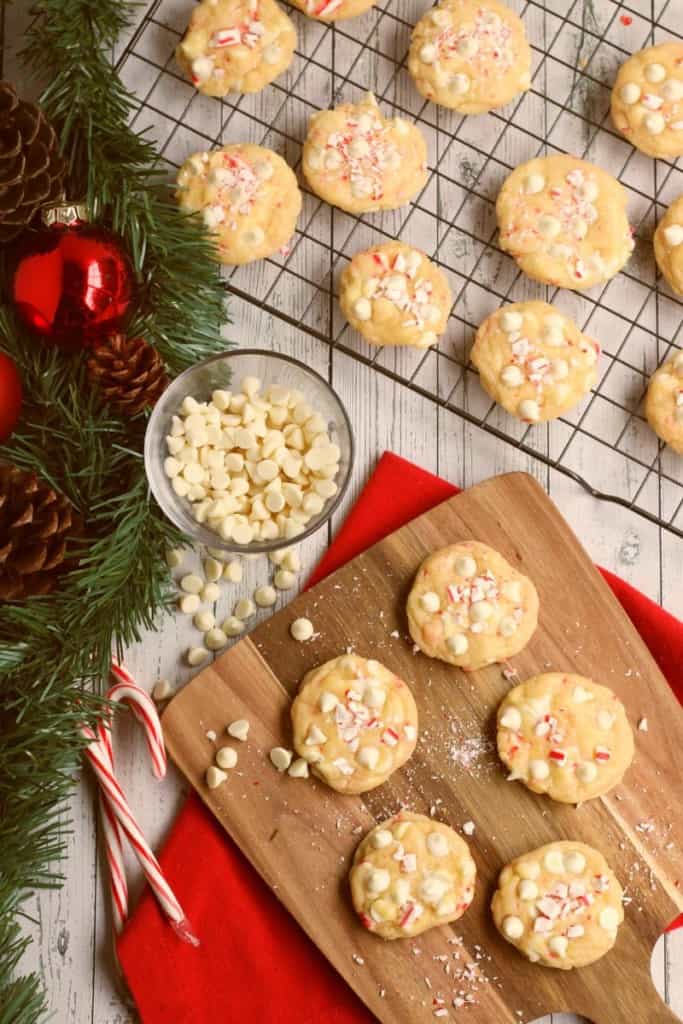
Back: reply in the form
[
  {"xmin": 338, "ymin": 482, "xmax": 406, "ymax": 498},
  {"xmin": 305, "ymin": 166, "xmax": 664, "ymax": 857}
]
[{"xmin": 41, "ymin": 200, "xmax": 88, "ymax": 228}]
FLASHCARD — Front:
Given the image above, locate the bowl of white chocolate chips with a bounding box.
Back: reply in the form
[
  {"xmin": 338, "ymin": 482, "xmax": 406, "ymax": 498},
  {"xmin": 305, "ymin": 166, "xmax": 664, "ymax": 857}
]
[{"xmin": 145, "ymin": 349, "xmax": 354, "ymax": 553}]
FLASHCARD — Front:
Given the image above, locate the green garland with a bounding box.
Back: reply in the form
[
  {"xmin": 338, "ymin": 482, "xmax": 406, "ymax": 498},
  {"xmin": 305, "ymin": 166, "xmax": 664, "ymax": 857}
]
[{"xmin": 0, "ymin": 3, "xmax": 230, "ymax": 1021}]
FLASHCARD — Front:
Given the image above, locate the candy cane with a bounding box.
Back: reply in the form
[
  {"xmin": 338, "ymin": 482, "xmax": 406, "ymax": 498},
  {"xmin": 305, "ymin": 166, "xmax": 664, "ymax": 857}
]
[{"xmin": 82, "ymin": 664, "xmax": 199, "ymax": 947}]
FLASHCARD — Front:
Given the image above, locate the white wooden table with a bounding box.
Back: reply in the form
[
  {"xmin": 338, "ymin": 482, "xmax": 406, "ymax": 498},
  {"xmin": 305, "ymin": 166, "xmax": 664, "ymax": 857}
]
[{"xmin": 5, "ymin": 1, "xmax": 683, "ymax": 1021}]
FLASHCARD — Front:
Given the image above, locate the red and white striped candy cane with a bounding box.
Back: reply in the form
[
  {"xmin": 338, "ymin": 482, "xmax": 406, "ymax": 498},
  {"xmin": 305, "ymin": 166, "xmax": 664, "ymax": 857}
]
[{"xmin": 82, "ymin": 662, "xmax": 199, "ymax": 947}]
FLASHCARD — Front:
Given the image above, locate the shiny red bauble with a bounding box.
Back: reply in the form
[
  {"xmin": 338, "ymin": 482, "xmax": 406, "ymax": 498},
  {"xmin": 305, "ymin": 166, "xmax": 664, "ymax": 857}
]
[
  {"xmin": 11, "ymin": 219, "xmax": 135, "ymax": 349},
  {"xmin": 0, "ymin": 352, "xmax": 22, "ymax": 442}
]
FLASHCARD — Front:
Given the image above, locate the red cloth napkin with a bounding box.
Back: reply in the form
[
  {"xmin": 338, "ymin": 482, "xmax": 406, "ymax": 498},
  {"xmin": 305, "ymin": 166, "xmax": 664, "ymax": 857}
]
[{"xmin": 118, "ymin": 453, "xmax": 683, "ymax": 1024}]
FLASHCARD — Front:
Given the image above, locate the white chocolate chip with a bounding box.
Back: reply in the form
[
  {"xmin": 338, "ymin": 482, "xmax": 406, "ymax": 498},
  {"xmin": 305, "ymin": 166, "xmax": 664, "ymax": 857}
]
[
  {"xmin": 180, "ymin": 573, "xmax": 203, "ymax": 595},
  {"xmin": 288, "ymin": 757, "xmax": 309, "ymax": 778},
  {"xmin": 206, "ymin": 765, "xmax": 227, "ymax": 789},
  {"xmin": 644, "ymin": 112, "xmax": 666, "ymax": 135},
  {"xmin": 538, "ymin": 214, "xmax": 561, "ymax": 238},
  {"xmin": 353, "ymin": 297, "xmax": 372, "ymax": 321},
  {"xmin": 419, "ymin": 43, "xmax": 438, "ymax": 64},
  {"xmin": 187, "ymin": 646, "xmax": 209, "ymax": 667},
  {"xmin": 269, "ymin": 747, "xmax": 292, "ymax": 771},
  {"xmin": 577, "ymin": 761, "xmax": 598, "ymax": 783},
  {"xmin": 518, "ymin": 860, "xmax": 540, "ymax": 880},
  {"xmin": 372, "ymin": 829, "xmax": 393, "ymax": 849},
  {"xmin": 498, "ymin": 615, "xmax": 518, "ymax": 637},
  {"xmin": 234, "ymin": 597, "xmax": 255, "ymax": 620},
  {"xmin": 306, "ymin": 724, "xmax": 327, "ymax": 746},
  {"xmin": 519, "ymin": 398, "xmax": 540, "ymax": 422},
  {"xmin": 620, "ymin": 82, "xmax": 641, "ymax": 105},
  {"xmin": 500, "ymin": 365, "xmax": 524, "ymax": 388},
  {"xmin": 597, "ymin": 709, "xmax": 615, "ymax": 730},
  {"xmin": 447, "ymin": 634, "xmax": 468, "ymax": 655},
  {"xmin": 529, "ymin": 759, "xmax": 550, "ymax": 781},
  {"xmin": 274, "ymin": 569, "xmax": 296, "ymax": 590},
  {"xmin": 227, "ymin": 719, "xmax": 250, "ymax": 741},
  {"xmin": 523, "ymin": 173, "xmax": 545, "ymax": 195},
  {"xmin": 179, "ymin": 593, "xmax": 201, "ymax": 615},
  {"xmin": 427, "ymin": 832, "xmax": 449, "ymax": 857},
  {"xmin": 166, "ymin": 548, "xmax": 184, "ymax": 569},
  {"xmin": 548, "ymin": 936, "xmax": 568, "ymax": 958},
  {"xmin": 367, "ymin": 868, "xmax": 391, "ymax": 894},
  {"xmin": 455, "ymin": 554, "xmax": 477, "ymax": 577},
  {"xmin": 564, "ymin": 851, "xmax": 586, "ymax": 874},
  {"xmin": 470, "ymin": 600, "xmax": 493, "ymax": 623},
  {"xmin": 216, "ymin": 746, "xmax": 238, "ymax": 770},
  {"xmin": 500, "ymin": 310, "xmax": 524, "ymax": 333},
  {"xmin": 203, "ymin": 557, "xmax": 223, "ymax": 582},
  {"xmin": 502, "ymin": 580, "xmax": 521, "ymax": 602},
  {"xmin": 518, "ymin": 879, "xmax": 538, "ymax": 901},
  {"xmin": 152, "ymin": 679, "xmax": 174, "ymax": 701},
  {"xmin": 567, "ymin": 924, "xmax": 585, "ymax": 939},
  {"xmin": 420, "ymin": 591, "xmax": 441, "ymax": 612},
  {"xmin": 544, "ymin": 849, "xmax": 565, "ymax": 873},
  {"xmin": 420, "ymin": 874, "xmax": 449, "ymax": 906},
  {"xmin": 358, "ymin": 746, "xmax": 380, "ymax": 770},
  {"xmin": 502, "ymin": 916, "xmax": 525, "ymax": 940},
  {"xmin": 599, "ymin": 906, "xmax": 619, "ymax": 931},
  {"xmin": 664, "ymin": 224, "xmax": 683, "ymax": 247},
  {"xmin": 450, "ymin": 73, "xmax": 470, "ymax": 95},
  {"xmin": 222, "ymin": 616, "xmax": 245, "ymax": 637},
  {"xmin": 205, "ymin": 627, "xmax": 228, "ymax": 651},
  {"xmin": 662, "ymin": 79, "xmax": 683, "ymax": 102},
  {"xmin": 201, "ymin": 582, "xmax": 220, "ymax": 603},
  {"xmin": 290, "ymin": 617, "xmax": 314, "ymax": 641},
  {"xmin": 644, "ymin": 63, "xmax": 666, "ymax": 83},
  {"xmin": 194, "ymin": 609, "xmax": 215, "ymax": 632},
  {"xmin": 254, "ymin": 584, "xmax": 277, "ymax": 607},
  {"xmin": 572, "ymin": 686, "xmax": 594, "ymax": 704},
  {"xmin": 500, "ymin": 707, "xmax": 522, "ymax": 731}
]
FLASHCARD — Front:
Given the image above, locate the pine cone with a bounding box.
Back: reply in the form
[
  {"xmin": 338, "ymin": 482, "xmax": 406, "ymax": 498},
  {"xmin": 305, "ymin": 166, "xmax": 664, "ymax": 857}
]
[
  {"xmin": 0, "ymin": 465, "xmax": 80, "ymax": 602},
  {"xmin": 0, "ymin": 81, "xmax": 67, "ymax": 244},
  {"xmin": 86, "ymin": 333, "xmax": 169, "ymax": 416}
]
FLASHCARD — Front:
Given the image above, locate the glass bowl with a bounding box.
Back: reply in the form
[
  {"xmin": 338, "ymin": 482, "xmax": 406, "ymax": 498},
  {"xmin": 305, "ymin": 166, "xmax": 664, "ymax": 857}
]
[{"xmin": 144, "ymin": 349, "xmax": 355, "ymax": 554}]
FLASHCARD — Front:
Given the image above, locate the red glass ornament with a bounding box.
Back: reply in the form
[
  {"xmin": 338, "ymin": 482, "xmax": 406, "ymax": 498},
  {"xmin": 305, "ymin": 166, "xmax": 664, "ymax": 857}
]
[
  {"xmin": 0, "ymin": 352, "xmax": 22, "ymax": 442},
  {"xmin": 11, "ymin": 206, "xmax": 135, "ymax": 349}
]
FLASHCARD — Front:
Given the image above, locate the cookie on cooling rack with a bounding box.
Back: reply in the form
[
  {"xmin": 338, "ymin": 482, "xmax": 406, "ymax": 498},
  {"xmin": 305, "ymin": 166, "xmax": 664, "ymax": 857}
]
[
  {"xmin": 339, "ymin": 241, "xmax": 452, "ymax": 349},
  {"xmin": 302, "ymin": 92, "xmax": 428, "ymax": 215},
  {"xmin": 406, "ymin": 540, "xmax": 539, "ymax": 672},
  {"xmin": 350, "ymin": 812, "xmax": 476, "ymax": 940},
  {"xmin": 470, "ymin": 301, "xmax": 600, "ymax": 423},
  {"xmin": 645, "ymin": 350, "xmax": 683, "ymax": 455},
  {"xmin": 408, "ymin": 0, "xmax": 531, "ymax": 114},
  {"xmin": 288, "ymin": 0, "xmax": 375, "ymax": 19},
  {"xmin": 290, "ymin": 654, "xmax": 418, "ymax": 794},
  {"xmin": 611, "ymin": 41, "xmax": 683, "ymax": 159},
  {"xmin": 496, "ymin": 154, "xmax": 634, "ymax": 290},
  {"xmin": 176, "ymin": 143, "xmax": 301, "ymax": 265},
  {"xmin": 496, "ymin": 673, "xmax": 634, "ymax": 803},
  {"xmin": 176, "ymin": 0, "xmax": 296, "ymax": 96},
  {"xmin": 654, "ymin": 194, "xmax": 683, "ymax": 296},
  {"xmin": 492, "ymin": 841, "xmax": 624, "ymax": 969}
]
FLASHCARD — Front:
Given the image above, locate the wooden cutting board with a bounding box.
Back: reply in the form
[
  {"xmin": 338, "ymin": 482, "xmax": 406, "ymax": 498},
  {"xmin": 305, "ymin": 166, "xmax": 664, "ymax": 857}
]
[{"xmin": 162, "ymin": 472, "xmax": 683, "ymax": 1024}]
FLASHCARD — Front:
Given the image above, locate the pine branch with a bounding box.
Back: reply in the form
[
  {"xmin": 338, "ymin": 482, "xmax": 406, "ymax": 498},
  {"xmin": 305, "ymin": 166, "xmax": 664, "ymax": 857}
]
[{"xmin": 0, "ymin": 1, "xmax": 232, "ymax": 1019}]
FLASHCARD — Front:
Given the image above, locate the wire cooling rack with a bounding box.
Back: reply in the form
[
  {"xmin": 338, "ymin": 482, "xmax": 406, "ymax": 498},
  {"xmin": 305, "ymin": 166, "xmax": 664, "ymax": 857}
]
[{"xmin": 117, "ymin": 0, "xmax": 683, "ymax": 538}]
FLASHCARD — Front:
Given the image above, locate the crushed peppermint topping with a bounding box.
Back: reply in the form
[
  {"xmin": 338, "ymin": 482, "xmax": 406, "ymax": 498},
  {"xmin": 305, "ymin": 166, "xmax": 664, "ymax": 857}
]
[
  {"xmin": 431, "ymin": 8, "xmax": 516, "ymax": 73},
  {"xmin": 322, "ymin": 108, "xmax": 400, "ymax": 201}
]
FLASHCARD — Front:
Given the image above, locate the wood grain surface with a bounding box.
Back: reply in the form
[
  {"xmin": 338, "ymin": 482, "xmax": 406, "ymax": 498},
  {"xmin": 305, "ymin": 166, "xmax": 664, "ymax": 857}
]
[{"xmin": 162, "ymin": 472, "xmax": 683, "ymax": 1024}]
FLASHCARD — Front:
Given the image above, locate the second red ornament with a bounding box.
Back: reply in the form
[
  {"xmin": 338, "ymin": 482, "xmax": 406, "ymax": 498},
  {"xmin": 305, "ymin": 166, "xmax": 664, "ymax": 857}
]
[{"xmin": 11, "ymin": 204, "xmax": 135, "ymax": 349}]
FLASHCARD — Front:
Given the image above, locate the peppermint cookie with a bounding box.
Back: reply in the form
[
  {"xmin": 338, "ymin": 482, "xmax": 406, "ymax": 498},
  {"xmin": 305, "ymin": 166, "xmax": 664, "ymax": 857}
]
[
  {"xmin": 470, "ymin": 301, "xmax": 599, "ymax": 423},
  {"xmin": 290, "ymin": 655, "xmax": 418, "ymax": 794},
  {"xmin": 176, "ymin": 0, "xmax": 296, "ymax": 96},
  {"xmin": 289, "ymin": 0, "xmax": 375, "ymax": 20},
  {"xmin": 654, "ymin": 195, "xmax": 683, "ymax": 295},
  {"xmin": 350, "ymin": 812, "xmax": 476, "ymax": 940},
  {"xmin": 302, "ymin": 93, "xmax": 428, "ymax": 215},
  {"xmin": 496, "ymin": 155, "xmax": 634, "ymax": 290},
  {"xmin": 408, "ymin": 0, "xmax": 531, "ymax": 114},
  {"xmin": 645, "ymin": 350, "xmax": 683, "ymax": 455},
  {"xmin": 176, "ymin": 144, "xmax": 301, "ymax": 264},
  {"xmin": 497, "ymin": 673, "xmax": 634, "ymax": 803},
  {"xmin": 611, "ymin": 42, "xmax": 683, "ymax": 159},
  {"xmin": 492, "ymin": 841, "xmax": 624, "ymax": 969},
  {"xmin": 339, "ymin": 242, "xmax": 452, "ymax": 349},
  {"xmin": 406, "ymin": 541, "xmax": 539, "ymax": 671}
]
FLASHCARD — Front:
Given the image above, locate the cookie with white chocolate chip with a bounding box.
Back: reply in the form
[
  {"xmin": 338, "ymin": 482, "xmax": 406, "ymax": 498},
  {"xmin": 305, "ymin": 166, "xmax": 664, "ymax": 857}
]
[
  {"xmin": 408, "ymin": 0, "xmax": 531, "ymax": 114},
  {"xmin": 406, "ymin": 541, "xmax": 539, "ymax": 671},
  {"xmin": 496, "ymin": 154, "xmax": 634, "ymax": 290},
  {"xmin": 492, "ymin": 841, "xmax": 624, "ymax": 969},
  {"xmin": 339, "ymin": 241, "xmax": 452, "ymax": 349},
  {"xmin": 654, "ymin": 194, "xmax": 683, "ymax": 296},
  {"xmin": 302, "ymin": 92, "xmax": 428, "ymax": 215},
  {"xmin": 350, "ymin": 812, "xmax": 476, "ymax": 940},
  {"xmin": 176, "ymin": 143, "xmax": 301, "ymax": 265},
  {"xmin": 470, "ymin": 301, "xmax": 599, "ymax": 423},
  {"xmin": 176, "ymin": 0, "xmax": 296, "ymax": 96},
  {"xmin": 496, "ymin": 673, "xmax": 634, "ymax": 804},
  {"xmin": 290, "ymin": 654, "xmax": 418, "ymax": 794},
  {"xmin": 289, "ymin": 0, "xmax": 375, "ymax": 20},
  {"xmin": 611, "ymin": 42, "xmax": 683, "ymax": 159},
  {"xmin": 645, "ymin": 350, "xmax": 683, "ymax": 455}
]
